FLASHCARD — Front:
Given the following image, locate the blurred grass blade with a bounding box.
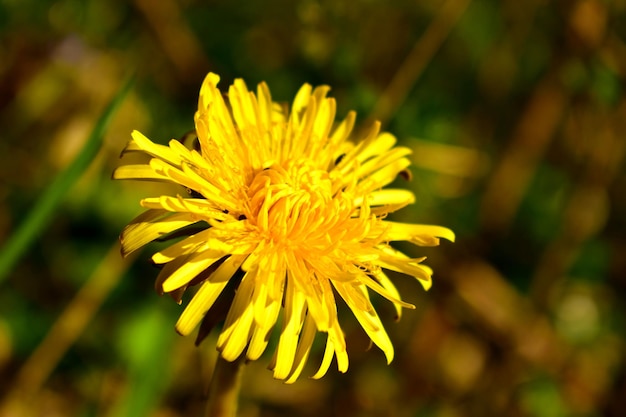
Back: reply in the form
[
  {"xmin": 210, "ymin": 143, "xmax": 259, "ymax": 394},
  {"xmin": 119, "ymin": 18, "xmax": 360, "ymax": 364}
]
[{"xmin": 0, "ymin": 76, "xmax": 134, "ymax": 283}]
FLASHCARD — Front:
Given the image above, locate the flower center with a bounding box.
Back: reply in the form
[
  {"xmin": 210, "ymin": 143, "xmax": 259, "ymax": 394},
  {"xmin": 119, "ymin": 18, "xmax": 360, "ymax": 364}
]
[{"xmin": 246, "ymin": 160, "xmax": 351, "ymax": 248}]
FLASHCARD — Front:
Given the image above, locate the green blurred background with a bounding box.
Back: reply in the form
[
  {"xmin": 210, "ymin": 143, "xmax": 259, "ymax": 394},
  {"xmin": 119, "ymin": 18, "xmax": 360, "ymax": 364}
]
[{"xmin": 1, "ymin": 0, "xmax": 625, "ymax": 416}]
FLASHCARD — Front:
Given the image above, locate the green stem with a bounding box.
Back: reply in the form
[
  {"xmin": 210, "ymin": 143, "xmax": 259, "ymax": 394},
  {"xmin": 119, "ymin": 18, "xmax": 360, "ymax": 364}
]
[{"xmin": 205, "ymin": 356, "xmax": 245, "ymax": 417}]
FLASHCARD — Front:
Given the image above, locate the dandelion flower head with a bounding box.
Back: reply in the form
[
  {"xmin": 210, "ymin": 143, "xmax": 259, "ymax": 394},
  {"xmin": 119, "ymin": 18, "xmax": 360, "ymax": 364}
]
[{"xmin": 114, "ymin": 73, "xmax": 454, "ymax": 382}]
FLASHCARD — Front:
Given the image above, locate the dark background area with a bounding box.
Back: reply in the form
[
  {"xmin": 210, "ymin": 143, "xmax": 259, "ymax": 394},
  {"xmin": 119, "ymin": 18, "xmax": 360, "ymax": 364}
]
[{"xmin": 1, "ymin": 0, "xmax": 625, "ymax": 416}]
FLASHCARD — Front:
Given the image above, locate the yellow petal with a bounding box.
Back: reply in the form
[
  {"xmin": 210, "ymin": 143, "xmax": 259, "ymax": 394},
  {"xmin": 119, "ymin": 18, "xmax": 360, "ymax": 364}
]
[
  {"xmin": 256, "ymin": 81, "xmax": 273, "ymax": 131},
  {"xmin": 334, "ymin": 127, "xmax": 394, "ymax": 178},
  {"xmin": 312, "ymin": 324, "xmax": 348, "ymax": 379},
  {"xmin": 119, "ymin": 138, "xmax": 143, "ymax": 154},
  {"xmin": 311, "ymin": 333, "xmax": 336, "ymax": 380},
  {"xmin": 140, "ymin": 196, "xmax": 228, "ymax": 221},
  {"xmin": 356, "ymin": 131, "xmax": 396, "ymax": 163},
  {"xmin": 383, "ymin": 222, "xmax": 456, "ymax": 245},
  {"xmin": 296, "ymin": 274, "xmax": 332, "ymax": 332},
  {"xmin": 355, "ymin": 147, "xmax": 412, "ymax": 180},
  {"xmin": 221, "ymin": 302, "xmax": 254, "ymax": 361},
  {"xmin": 161, "ymin": 251, "xmax": 224, "ymax": 293},
  {"xmin": 247, "ymin": 295, "xmax": 281, "ymax": 361},
  {"xmin": 175, "ymin": 255, "xmax": 244, "ymax": 335},
  {"xmin": 273, "ymin": 278, "xmax": 307, "ymax": 380},
  {"xmin": 148, "ymin": 160, "xmax": 238, "ymax": 212},
  {"xmin": 217, "ymin": 268, "xmax": 257, "ymax": 360},
  {"xmin": 284, "ymin": 313, "xmax": 317, "ymax": 383},
  {"xmin": 360, "ymin": 271, "xmax": 414, "ymax": 312},
  {"xmin": 354, "ymin": 189, "xmax": 415, "ymax": 208},
  {"xmin": 335, "ymin": 347, "xmax": 349, "ymax": 373},
  {"xmin": 291, "ymin": 83, "xmax": 313, "ymax": 125},
  {"xmin": 328, "ymin": 110, "xmax": 356, "ymax": 150},
  {"xmin": 230, "ymin": 78, "xmax": 259, "ymax": 133},
  {"xmin": 334, "ymin": 281, "xmax": 394, "ymax": 364},
  {"xmin": 368, "ymin": 269, "xmax": 409, "ymax": 319},
  {"xmin": 356, "ymin": 157, "xmax": 411, "ymax": 193},
  {"xmin": 289, "ymin": 94, "xmax": 318, "ymax": 159},
  {"xmin": 121, "ymin": 210, "xmax": 198, "ymax": 256},
  {"xmin": 377, "ymin": 252, "xmax": 433, "ymax": 290},
  {"xmin": 197, "ymin": 72, "xmax": 221, "ymax": 112},
  {"xmin": 151, "ymin": 229, "xmax": 214, "ymax": 264},
  {"xmin": 309, "ymin": 96, "xmax": 335, "ymax": 157},
  {"xmin": 154, "ymin": 254, "xmax": 189, "ymax": 296},
  {"xmin": 335, "ymin": 123, "xmax": 383, "ymax": 171},
  {"xmin": 112, "ymin": 164, "xmax": 170, "ymax": 181},
  {"xmin": 130, "ymin": 130, "xmax": 183, "ymax": 166}
]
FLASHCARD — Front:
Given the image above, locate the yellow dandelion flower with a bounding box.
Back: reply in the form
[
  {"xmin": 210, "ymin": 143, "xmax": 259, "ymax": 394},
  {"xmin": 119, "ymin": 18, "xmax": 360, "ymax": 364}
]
[{"xmin": 114, "ymin": 73, "xmax": 454, "ymax": 382}]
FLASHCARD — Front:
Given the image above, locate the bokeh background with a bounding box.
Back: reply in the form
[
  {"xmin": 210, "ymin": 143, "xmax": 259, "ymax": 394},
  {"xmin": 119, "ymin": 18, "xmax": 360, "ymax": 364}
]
[{"xmin": 1, "ymin": 0, "xmax": 626, "ymax": 416}]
